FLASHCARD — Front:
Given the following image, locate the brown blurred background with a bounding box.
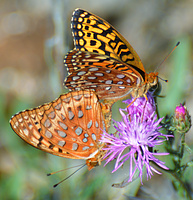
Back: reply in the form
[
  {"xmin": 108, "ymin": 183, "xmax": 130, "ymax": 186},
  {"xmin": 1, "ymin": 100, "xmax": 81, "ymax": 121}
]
[{"xmin": 0, "ymin": 0, "xmax": 192, "ymax": 200}]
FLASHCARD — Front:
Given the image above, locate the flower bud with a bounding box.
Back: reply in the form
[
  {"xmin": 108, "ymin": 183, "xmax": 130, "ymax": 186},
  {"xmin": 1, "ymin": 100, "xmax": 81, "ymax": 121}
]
[{"xmin": 173, "ymin": 104, "xmax": 191, "ymax": 134}]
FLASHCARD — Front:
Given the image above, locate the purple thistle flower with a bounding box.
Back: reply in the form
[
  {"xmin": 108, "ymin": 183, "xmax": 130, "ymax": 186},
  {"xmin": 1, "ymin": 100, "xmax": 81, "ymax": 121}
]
[{"xmin": 101, "ymin": 94, "xmax": 172, "ymax": 184}]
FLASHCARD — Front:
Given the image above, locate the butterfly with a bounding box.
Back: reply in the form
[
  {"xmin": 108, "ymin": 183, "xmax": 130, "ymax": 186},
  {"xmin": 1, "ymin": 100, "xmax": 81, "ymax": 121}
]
[
  {"xmin": 10, "ymin": 90, "xmax": 107, "ymax": 170},
  {"xmin": 64, "ymin": 8, "xmax": 158, "ymax": 105}
]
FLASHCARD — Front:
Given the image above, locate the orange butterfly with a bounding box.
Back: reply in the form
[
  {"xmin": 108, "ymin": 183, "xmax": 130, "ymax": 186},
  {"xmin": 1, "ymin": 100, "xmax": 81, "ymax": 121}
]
[
  {"xmin": 10, "ymin": 90, "xmax": 107, "ymax": 170},
  {"xmin": 64, "ymin": 8, "xmax": 158, "ymax": 106}
]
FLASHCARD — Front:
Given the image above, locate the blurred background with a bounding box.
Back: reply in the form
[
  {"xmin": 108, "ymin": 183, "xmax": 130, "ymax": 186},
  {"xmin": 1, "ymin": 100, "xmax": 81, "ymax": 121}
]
[{"xmin": 0, "ymin": 0, "xmax": 192, "ymax": 199}]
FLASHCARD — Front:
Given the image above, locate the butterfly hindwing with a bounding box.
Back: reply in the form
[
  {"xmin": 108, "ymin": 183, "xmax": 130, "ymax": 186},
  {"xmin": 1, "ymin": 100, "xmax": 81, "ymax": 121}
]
[
  {"xmin": 64, "ymin": 50, "xmax": 143, "ymax": 100},
  {"xmin": 10, "ymin": 90, "xmax": 106, "ymax": 159}
]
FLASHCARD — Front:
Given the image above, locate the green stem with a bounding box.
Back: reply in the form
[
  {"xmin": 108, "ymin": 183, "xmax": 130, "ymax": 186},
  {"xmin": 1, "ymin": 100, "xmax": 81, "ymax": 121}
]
[{"xmin": 152, "ymin": 162, "xmax": 192, "ymax": 199}]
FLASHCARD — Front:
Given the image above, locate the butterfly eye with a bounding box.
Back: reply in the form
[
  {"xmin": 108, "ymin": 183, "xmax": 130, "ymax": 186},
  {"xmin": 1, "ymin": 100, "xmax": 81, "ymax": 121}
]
[{"xmin": 149, "ymin": 81, "xmax": 162, "ymax": 96}]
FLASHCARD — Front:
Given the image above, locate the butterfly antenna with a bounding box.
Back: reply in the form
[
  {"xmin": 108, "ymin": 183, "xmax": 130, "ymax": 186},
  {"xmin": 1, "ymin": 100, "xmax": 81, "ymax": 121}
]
[
  {"xmin": 53, "ymin": 163, "xmax": 87, "ymax": 188},
  {"xmin": 47, "ymin": 163, "xmax": 85, "ymax": 176},
  {"xmin": 154, "ymin": 41, "xmax": 180, "ymax": 72},
  {"xmin": 157, "ymin": 76, "xmax": 168, "ymax": 83}
]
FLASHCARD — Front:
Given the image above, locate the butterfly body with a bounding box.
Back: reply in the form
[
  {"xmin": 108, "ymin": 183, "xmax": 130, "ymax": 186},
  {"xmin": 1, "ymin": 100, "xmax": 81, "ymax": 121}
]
[
  {"xmin": 10, "ymin": 90, "xmax": 107, "ymax": 170},
  {"xmin": 64, "ymin": 9, "xmax": 158, "ymax": 103}
]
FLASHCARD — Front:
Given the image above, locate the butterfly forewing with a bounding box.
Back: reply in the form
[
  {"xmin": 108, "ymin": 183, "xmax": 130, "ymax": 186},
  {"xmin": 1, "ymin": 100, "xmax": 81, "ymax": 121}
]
[
  {"xmin": 71, "ymin": 8, "xmax": 145, "ymax": 71},
  {"xmin": 10, "ymin": 90, "xmax": 106, "ymax": 160},
  {"xmin": 64, "ymin": 50, "xmax": 143, "ymax": 100}
]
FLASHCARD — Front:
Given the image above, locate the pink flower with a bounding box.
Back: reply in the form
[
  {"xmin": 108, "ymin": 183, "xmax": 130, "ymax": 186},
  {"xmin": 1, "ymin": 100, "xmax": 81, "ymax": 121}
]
[
  {"xmin": 101, "ymin": 94, "xmax": 172, "ymax": 184},
  {"xmin": 173, "ymin": 104, "xmax": 191, "ymax": 133}
]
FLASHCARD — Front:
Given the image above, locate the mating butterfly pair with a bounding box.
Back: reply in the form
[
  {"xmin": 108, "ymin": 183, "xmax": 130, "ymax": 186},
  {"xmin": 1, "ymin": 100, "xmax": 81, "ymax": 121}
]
[{"xmin": 10, "ymin": 8, "xmax": 158, "ymax": 170}]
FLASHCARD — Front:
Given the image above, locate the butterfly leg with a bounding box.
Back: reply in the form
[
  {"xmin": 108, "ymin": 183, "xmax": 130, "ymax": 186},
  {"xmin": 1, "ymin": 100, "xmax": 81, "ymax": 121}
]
[
  {"xmin": 143, "ymin": 94, "xmax": 149, "ymax": 101},
  {"xmin": 126, "ymin": 97, "xmax": 137, "ymax": 108}
]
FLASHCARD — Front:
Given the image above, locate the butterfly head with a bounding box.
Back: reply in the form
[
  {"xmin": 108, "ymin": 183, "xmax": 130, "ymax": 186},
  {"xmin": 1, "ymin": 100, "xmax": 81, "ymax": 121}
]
[{"xmin": 146, "ymin": 72, "xmax": 158, "ymax": 88}]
